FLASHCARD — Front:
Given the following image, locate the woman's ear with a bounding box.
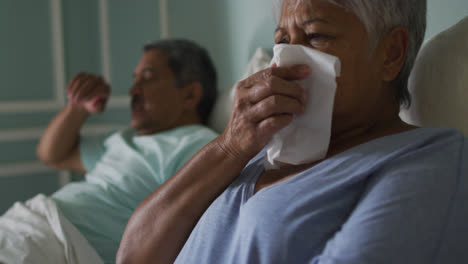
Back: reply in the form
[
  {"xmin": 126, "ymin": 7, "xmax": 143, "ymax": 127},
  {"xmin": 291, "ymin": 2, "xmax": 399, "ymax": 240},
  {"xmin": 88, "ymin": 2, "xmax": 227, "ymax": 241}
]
[
  {"xmin": 182, "ymin": 81, "xmax": 203, "ymax": 110},
  {"xmin": 381, "ymin": 26, "xmax": 410, "ymax": 82}
]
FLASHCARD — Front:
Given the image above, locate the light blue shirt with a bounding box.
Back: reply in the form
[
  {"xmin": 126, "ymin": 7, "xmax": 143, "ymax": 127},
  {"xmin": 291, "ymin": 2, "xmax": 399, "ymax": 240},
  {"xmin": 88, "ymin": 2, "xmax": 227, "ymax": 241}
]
[
  {"xmin": 175, "ymin": 127, "xmax": 468, "ymax": 264},
  {"xmin": 52, "ymin": 125, "xmax": 217, "ymax": 263}
]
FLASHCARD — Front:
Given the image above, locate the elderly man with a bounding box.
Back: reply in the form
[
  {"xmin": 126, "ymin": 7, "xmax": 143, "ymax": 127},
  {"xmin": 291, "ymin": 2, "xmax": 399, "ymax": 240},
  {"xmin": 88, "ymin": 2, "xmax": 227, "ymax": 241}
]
[
  {"xmin": 0, "ymin": 39, "xmax": 217, "ymax": 264},
  {"xmin": 118, "ymin": 1, "xmax": 468, "ymax": 264}
]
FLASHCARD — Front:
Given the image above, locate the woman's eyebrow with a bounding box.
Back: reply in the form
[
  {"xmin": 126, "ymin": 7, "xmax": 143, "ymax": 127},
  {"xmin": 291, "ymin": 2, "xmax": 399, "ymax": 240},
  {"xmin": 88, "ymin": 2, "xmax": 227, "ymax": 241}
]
[
  {"xmin": 275, "ymin": 17, "xmax": 331, "ymax": 33},
  {"xmin": 301, "ymin": 17, "xmax": 330, "ymax": 26}
]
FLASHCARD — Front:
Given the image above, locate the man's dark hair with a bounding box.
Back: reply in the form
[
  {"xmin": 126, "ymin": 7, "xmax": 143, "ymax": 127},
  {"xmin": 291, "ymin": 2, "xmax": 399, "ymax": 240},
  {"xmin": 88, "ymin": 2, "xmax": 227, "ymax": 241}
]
[{"xmin": 143, "ymin": 39, "xmax": 217, "ymax": 125}]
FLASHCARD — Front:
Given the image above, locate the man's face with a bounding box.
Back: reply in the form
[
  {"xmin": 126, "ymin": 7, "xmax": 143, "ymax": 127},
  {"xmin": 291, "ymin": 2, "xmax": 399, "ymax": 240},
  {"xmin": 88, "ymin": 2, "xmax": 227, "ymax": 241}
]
[
  {"xmin": 277, "ymin": 0, "xmax": 390, "ymax": 135},
  {"xmin": 130, "ymin": 50, "xmax": 187, "ymax": 135}
]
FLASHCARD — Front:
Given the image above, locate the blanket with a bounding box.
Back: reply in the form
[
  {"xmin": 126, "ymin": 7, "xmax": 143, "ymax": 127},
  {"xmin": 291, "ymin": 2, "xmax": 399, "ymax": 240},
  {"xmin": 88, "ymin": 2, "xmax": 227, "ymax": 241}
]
[{"xmin": 0, "ymin": 194, "xmax": 103, "ymax": 264}]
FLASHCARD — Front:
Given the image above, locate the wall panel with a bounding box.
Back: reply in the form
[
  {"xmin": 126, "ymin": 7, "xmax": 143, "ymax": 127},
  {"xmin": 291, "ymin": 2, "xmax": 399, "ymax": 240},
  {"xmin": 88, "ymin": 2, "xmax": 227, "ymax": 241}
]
[
  {"xmin": 0, "ymin": 0, "xmax": 163, "ymax": 214},
  {"xmin": 0, "ymin": 0, "xmax": 55, "ymax": 101},
  {"xmin": 62, "ymin": 0, "xmax": 102, "ymax": 79},
  {"xmin": 108, "ymin": 0, "xmax": 161, "ymax": 96}
]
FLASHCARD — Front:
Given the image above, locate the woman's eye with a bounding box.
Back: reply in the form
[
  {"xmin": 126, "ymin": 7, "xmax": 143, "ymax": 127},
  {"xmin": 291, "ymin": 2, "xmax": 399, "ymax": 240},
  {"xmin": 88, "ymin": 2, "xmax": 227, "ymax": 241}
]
[
  {"xmin": 142, "ymin": 73, "xmax": 153, "ymax": 81},
  {"xmin": 306, "ymin": 33, "xmax": 330, "ymax": 46},
  {"xmin": 275, "ymin": 34, "xmax": 289, "ymax": 44},
  {"xmin": 307, "ymin": 33, "xmax": 326, "ymax": 40}
]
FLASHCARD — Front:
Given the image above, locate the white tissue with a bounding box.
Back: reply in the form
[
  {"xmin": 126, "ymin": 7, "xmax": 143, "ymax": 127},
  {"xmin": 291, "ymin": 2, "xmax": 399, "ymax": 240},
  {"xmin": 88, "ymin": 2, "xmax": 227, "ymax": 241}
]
[{"xmin": 264, "ymin": 44, "xmax": 341, "ymax": 170}]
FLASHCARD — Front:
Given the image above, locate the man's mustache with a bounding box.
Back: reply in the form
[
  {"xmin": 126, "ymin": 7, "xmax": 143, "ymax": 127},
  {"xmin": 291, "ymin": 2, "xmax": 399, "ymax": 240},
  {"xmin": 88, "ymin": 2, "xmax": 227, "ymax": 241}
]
[{"xmin": 131, "ymin": 95, "xmax": 143, "ymax": 107}]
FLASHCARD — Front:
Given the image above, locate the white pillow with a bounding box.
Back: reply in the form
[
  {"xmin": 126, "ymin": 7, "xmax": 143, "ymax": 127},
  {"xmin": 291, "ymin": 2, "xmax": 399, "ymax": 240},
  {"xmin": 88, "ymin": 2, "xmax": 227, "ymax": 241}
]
[
  {"xmin": 209, "ymin": 47, "xmax": 272, "ymax": 133},
  {"xmin": 400, "ymin": 16, "xmax": 468, "ymax": 135}
]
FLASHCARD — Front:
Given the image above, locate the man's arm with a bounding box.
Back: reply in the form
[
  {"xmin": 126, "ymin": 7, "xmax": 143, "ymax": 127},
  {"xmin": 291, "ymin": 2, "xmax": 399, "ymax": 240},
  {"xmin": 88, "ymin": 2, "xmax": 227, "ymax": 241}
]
[
  {"xmin": 36, "ymin": 72, "xmax": 110, "ymax": 174},
  {"xmin": 36, "ymin": 104, "xmax": 89, "ymax": 173},
  {"xmin": 117, "ymin": 64, "xmax": 310, "ymax": 264}
]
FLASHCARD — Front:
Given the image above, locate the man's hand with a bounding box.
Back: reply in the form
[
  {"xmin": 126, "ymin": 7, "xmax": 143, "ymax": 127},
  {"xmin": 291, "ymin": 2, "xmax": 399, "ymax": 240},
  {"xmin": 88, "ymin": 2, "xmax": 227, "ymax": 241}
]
[
  {"xmin": 217, "ymin": 64, "xmax": 310, "ymax": 163},
  {"xmin": 37, "ymin": 73, "xmax": 110, "ymax": 172},
  {"xmin": 67, "ymin": 72, "xmax": 111, "ymax": 114}
]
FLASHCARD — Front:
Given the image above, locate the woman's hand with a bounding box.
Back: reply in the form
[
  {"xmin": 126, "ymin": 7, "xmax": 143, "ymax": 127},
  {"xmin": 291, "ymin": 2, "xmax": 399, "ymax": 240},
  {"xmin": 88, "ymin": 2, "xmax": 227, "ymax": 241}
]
[
  {"xmin": 218, "ymin": 64, "xmax": 311, "ymax": 163},
  {"xmin": 66, "ymin": 72, "xmax": 111, "ymax": 114}
]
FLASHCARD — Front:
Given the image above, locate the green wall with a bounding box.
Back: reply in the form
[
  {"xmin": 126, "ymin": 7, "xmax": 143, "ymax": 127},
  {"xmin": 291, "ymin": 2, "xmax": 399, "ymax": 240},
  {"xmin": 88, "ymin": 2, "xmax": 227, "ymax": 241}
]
[
  {"xmin": 62, "ymin": 0, "xmax": 102, "ymax": 79},
  {"xmin": 0, "ymin": 0, "xmax": 159, "ymax": 214},
  {"xmin": 169, "ymin": 0, "xmax": 275, "ymax": 91},
  {"xmin": 0, "ymin": 0, "xmax": 467, "ymax": 214},
  {"xmin": 0, "ymin": 1, "xmax": 55, "ymax": 101},
  {"xmin": 426, "ymin": 0, "xmax": 468, "ymax": 40}
]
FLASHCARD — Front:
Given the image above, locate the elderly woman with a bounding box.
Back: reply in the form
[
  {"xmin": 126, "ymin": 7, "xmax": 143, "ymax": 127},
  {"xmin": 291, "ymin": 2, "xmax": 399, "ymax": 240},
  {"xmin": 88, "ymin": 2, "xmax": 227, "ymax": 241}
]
[{"xmin": 117, "ymin": 0, "xmax": 468, "ymax": 263}]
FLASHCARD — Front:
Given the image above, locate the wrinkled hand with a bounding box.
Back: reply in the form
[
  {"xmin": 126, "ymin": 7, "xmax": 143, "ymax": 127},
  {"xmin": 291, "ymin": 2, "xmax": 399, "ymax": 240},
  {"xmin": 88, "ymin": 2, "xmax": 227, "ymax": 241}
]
[
  {"xmin": 67, "ymin": 72, "xmax": 111, "ymax": 114},
  {"xmin": 218, "ymin": 64, "xmax": 310, "ymax": 163}
]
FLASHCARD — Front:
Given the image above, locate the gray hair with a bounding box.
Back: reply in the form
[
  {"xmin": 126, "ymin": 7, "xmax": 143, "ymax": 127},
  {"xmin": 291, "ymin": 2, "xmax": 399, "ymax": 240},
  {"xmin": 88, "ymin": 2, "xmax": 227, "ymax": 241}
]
[
  {"xmin": 144, "ymin": 39, "xmax": 218, "ymax": 125},
  {"xmin": 273, "ymin": 0, "xmax": 427, "ymax": 108}
]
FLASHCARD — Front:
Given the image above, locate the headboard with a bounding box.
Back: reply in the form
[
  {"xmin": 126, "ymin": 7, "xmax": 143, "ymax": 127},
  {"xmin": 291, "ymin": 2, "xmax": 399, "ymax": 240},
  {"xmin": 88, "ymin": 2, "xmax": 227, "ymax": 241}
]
[{"xmin": 400, "ymin": 16, "xmax": 468, "ymax": 135}]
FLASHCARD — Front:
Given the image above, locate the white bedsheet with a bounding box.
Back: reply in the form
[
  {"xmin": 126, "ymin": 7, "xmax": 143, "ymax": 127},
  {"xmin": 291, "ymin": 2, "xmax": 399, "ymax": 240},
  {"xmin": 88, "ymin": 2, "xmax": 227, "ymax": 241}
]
[{"xmin": 0, "ymin": 194, "xmax": 103, "ymax": 264}]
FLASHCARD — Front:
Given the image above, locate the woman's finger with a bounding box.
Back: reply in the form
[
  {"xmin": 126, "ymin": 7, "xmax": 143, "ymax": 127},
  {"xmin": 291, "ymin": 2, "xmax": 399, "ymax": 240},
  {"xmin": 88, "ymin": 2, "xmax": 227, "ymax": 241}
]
[
  {"xmin": 237, "ymin": 64, "xmax": 311, "ymax": 89},
  {"xmin": 257, "ymin": 114, "xmax": 294, "ymax": 138},
  {"xmin": 247, "ymin": 95, "xmax": 305, "ymax": 123},
  {"xmin": 247, "ymin": 76, "xmax": 307, "ymax": 105}
]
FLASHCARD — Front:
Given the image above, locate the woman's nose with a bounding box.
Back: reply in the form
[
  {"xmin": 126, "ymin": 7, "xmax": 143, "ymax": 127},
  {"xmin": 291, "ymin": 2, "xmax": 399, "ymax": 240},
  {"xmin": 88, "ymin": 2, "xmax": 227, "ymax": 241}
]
[{"xmin": 289, "ymin": 32, "xmax": 307, "ymax": 45}]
